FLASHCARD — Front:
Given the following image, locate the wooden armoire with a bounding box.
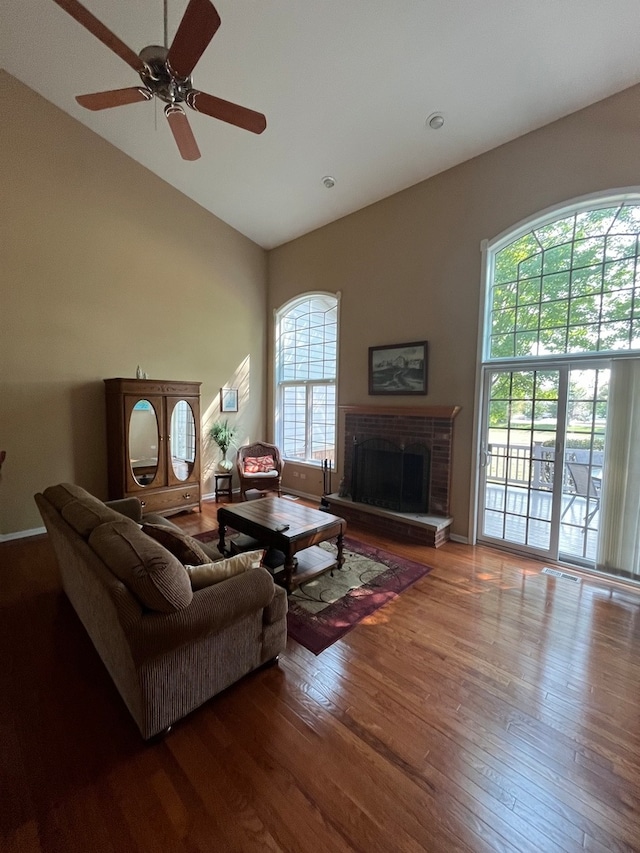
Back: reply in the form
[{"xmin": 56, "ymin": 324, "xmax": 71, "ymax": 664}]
[{"xmin": 104, "ymin": 378, "xmax": 202, "ymax": 515}]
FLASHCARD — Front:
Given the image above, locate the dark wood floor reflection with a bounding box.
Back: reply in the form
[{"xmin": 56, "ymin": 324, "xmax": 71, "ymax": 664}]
[{"xmin": 2, "ymin": 496, "xmax": 639, "ymax": 852}]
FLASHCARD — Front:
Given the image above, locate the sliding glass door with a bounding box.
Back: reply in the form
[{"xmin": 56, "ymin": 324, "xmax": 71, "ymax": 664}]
[{"xmin": 478, "ymin": 364, "xmax": 609, "ymax": 566}]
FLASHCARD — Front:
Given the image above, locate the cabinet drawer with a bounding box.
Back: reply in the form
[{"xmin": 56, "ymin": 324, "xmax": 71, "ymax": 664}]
[{"xmin": 138, "ymin": 485, "xmax": 201, "ymax": 515}]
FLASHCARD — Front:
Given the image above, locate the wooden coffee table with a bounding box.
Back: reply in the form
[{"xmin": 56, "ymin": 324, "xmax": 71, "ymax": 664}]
[{"xmin": 217, "ymin": 497, "xmax": 346, "ymax": 593}]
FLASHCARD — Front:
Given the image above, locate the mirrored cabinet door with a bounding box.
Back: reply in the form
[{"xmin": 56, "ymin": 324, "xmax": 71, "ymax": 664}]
[
  {"xmin": 167, "ymin": 396, "xmax": 200, "ymax": 486},
  {"xmin": 123, "ymin": 396, "xmax": 166, "ymax": 492}
]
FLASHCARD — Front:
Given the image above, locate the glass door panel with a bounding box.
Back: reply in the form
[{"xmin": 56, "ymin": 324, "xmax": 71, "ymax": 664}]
[
  {"xmin": 480, "ymin": 369, "xmax": 562, "ymax": 556},
  {"xmin": 479, "ymin": 364, "xmax": 609, "ymax": 568},
  {"xmin": 559, "ymin": 367, "xmax": 609, "ymax": 565}
]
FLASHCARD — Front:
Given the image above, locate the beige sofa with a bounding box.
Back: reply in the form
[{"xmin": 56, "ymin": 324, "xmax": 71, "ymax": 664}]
[{"xmin": 35, "ymin": 483, "xmax": 287, "ymax": 740}]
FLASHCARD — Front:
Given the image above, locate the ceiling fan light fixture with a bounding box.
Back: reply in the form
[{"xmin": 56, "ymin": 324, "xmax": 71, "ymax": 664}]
[{"xmin": 426, "ymin": 112, "xmax": 445, "ymax": 130}]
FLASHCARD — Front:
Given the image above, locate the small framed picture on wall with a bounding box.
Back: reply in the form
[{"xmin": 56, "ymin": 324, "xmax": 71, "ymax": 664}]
[{"xmin": 220, "ymin": 387, "xmax": 238, "ymax": 412}]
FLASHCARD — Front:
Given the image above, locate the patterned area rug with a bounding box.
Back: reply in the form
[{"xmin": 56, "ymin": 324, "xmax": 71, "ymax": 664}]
[
  {"xmin": 287, "ymin": 538, "xmax": 432, "ymax": 654},
  {"xmin": 195, "ymin": 530, "xmax": 432, "ymax": 655}
]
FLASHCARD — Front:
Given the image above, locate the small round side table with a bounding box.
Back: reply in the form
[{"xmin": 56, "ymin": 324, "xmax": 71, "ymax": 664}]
[{"xmin": 214, "ymin": 473, "xmax": 233, "ymax": 503}]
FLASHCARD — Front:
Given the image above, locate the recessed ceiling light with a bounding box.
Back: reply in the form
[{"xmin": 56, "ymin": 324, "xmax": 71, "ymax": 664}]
[
  {"xmin": 426, "ymin": 113, "xmax": 445, "ymax": 130},
  {"xmin": 322, "ymin": 176, "xmax": 336, "ymax": 188}
]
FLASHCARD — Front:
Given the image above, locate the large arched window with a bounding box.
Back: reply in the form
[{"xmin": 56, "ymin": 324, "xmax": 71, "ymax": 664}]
[
  {"xmin": 274, "ymin": 293, "xmax": 339, "ymax": 465},
  {"xmin": 485, "ymin": 196, "xmax": 640, "ymax": 362}
]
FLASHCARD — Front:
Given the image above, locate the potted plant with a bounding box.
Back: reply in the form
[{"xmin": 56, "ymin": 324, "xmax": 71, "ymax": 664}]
[{"xmin": 209, "ymin": 420, "xmax": 236, "ymax": 472}]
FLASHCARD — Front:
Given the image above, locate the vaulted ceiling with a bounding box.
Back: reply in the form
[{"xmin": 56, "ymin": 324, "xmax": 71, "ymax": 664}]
[{"xmin": 3, "ymin": 0, "xmax": 640, "ymax": 248}]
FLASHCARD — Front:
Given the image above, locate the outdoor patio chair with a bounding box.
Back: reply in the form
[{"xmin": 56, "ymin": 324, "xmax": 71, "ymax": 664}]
[{"xmin": 561, "ymin": 461, "xmax": 601, "ymax": 525}]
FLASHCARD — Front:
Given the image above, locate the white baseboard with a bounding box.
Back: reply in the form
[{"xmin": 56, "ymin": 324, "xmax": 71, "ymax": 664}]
[
  {"xmin": 283, "ymin": 487, "xmax": 322, "ymax": 502},
  {"xmin": 449, "ymin": 533, "xmax": 469, "ymax": 544},
  {"xmin": 0, "ymin": 526, "xmax": 47, "ymax": 543}
]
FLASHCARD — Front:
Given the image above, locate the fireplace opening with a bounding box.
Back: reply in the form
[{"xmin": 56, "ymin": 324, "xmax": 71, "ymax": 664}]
[{"xmin": 352, "ymin": 438, "xmax": 430, "ymax": 513}]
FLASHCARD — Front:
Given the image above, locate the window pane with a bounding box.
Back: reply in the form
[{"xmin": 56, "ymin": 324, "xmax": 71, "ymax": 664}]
[
  {"xmin": 488, "ymin": 200, "xmax": 640, "ymax": 360},
  {"xmin": 310, "ymin": 385, "xmax": 336, "ymax": 464},
  {"xmin": 282, "ymin": 386, "xmax": 306, "ymax": 459},
  {"xmin": 276, "ymin": 294, "xmax": 338, "ymax": 462}
]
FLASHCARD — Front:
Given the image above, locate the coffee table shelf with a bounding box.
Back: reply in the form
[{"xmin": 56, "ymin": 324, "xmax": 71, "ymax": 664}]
[{"xmin": 269, "ymin": 545, "xmax": 338, "ymax": 589}]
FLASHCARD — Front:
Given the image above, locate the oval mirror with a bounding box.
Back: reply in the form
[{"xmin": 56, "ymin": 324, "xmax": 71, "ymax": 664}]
[
  {"xmin": 170, "ymin": 400, "xmax": 196, "ymax": 481},
  {"xmin": 128, "ymin": 400, "xmax": 159, "ymax": 486}
]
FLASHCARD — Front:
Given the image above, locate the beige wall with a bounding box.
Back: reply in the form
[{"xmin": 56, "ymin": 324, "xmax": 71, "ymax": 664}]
[
  {"xmin": 268, "ymin": 83, "xmax": 640, "ymax": 539},
  {"xmin": 5, "ymin": 70, "xmax": 640, "ymax": 539},
  {"xmin": 0, "ymin": 72, "xmax": 267, "ymax": 535}
]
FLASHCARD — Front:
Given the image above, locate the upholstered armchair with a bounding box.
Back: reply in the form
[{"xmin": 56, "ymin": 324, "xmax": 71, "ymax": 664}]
[{"xmin": 236, "ymin": 442, "xmax": 284, "ymax": 500}]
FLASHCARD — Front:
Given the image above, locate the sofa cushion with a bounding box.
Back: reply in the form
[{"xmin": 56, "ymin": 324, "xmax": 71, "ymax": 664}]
[
  {"xmin": 199, "ymin": 540, "xmax": 225, "ymax": 562},
  {"xmin": 185, "ymin": 550, "xmax": 265, "ymax": 590},
  {"xmin": 141, "ymin": 512, "xmax": 182, "ymax": 529},
  {"xmin": 61, "ymin": 498, "xmax": 123, "ymax": 539},
  {"xmin": 89, "ymin": 520, "xmax": 193, "ymax": 612},
  {"xmin": 141, "ymin": 523, "xmax": 211, "ymax": 566},
  {"xmin": 43, "ymin": 482, "xmax": 96, "ymax": 512}
]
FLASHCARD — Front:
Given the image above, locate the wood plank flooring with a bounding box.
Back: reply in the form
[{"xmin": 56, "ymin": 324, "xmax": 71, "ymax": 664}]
[{"xmin": 1, "ymin": 496, "xmax": 639, "ymax": 852}]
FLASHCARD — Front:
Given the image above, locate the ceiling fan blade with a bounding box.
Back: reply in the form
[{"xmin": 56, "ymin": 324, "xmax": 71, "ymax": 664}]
[
  {"xmin": 166, "ymin": 0, "xmax": 221, "ymax": 79},
  {"xmin": 52, "ymin": 0, "xmax": 144, "ymax": 73},
  {"xmin": 76, "ymin": 87, "xmax": 152, "ymax": 111},
  {"xmin": 186, "ymin": 90, "xmax": 266, "ymax": 134},
  {"xmin": 165, "ymin": 104, "xmax": 201, "ymax": 161}
]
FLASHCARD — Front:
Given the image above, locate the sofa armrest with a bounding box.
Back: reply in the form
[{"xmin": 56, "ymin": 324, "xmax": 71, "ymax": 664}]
[
  {"xmin": 106, "ymin": 497, "xmax": 143, "ymax": 523},
  {"xmin": 264, "ymin": 585, "xmax": 288, "ymax": 625},
  {"xmin": 129, "ymin": 567, "xmax": 277, "ymax": 663}
]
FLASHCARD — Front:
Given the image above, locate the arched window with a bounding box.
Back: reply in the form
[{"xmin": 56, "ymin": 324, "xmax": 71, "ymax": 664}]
[
  {"xmin": 477, "ymin": 193, "xmax": 640, "ymax": 576},
  {"xmin": 485, "ymin": 196, "xmax": 640, "ymax": 362},
  {"xmin": 274, "ymin": 293, "xmax": 339, "ymax": 465}
]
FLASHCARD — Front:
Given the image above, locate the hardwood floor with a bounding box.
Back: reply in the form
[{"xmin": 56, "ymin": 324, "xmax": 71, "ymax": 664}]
[{"xmin": 2, "ymin": 497, "xmax": 640, "ymax": 852}]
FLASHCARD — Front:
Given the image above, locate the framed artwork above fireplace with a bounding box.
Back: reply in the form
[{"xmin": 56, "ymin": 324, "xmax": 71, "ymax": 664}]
[{"xmin": 368, "ymin": 340, "xmax": 428, "ymax": 395}]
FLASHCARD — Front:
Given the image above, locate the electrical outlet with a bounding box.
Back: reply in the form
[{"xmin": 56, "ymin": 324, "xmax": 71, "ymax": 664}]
[
  {"xmin": 300, "ymin": 473, "xmax": 307, "ymax": 480},
  {"xmin": 292, "ymin": 471, "xmax": 299, "ymax": 478}
]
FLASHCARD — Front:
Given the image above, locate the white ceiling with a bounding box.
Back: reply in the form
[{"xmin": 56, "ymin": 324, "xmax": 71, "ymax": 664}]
[{"xmin": 3, "ymin": 0, "xmax": 640, "ymax": 249}]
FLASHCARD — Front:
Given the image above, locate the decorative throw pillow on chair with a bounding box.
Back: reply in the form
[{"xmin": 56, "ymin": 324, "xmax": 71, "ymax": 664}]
[{"xmin": 243, "ymin": 455, "xmax": 275, "ymax": 474}]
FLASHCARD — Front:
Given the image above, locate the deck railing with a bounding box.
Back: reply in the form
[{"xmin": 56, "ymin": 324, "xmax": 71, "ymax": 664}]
[{"xmin": 487, "ymin": 443, "xmax": 603, "ymax": 489}]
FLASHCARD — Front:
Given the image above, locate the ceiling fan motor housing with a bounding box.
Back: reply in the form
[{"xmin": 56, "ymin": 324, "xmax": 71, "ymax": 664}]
[{"xmin": 138, "ymin": 45, "xmax": 192, "ymax": 104}]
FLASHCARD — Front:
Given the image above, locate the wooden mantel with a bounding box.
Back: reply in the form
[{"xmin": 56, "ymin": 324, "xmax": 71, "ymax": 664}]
[{"xmin": 340, "ymin": 404, "xmax": 461, "ymax": 420}]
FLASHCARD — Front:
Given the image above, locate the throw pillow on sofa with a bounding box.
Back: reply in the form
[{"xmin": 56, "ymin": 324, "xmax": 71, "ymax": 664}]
[
  {"xmin": 89, "ymin": 519, "xmax": 193, "ymax": 612},
  {"xmin": 186, "ymin": 550, "xmax": 266, "ymax": 590},
  {"xmin": 141, "ymin": 523, "xmax": 211, "ymax": 566}
]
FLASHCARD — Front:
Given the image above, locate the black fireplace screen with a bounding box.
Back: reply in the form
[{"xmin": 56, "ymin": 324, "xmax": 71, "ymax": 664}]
[{"xmin": 351, "ymin": 438, "xmax": 430, "ymax": 513}]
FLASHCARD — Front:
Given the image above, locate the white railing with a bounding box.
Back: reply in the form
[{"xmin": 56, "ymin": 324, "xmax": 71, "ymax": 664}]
[{"xmin": 487, "ymin": 442, "xmax": 603, "ymax": 489}]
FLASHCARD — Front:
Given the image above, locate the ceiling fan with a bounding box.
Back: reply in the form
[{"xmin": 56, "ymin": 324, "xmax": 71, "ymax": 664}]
[{"xmin": 53, "ymin": 0, "xmax": 267, "ymax": 160}]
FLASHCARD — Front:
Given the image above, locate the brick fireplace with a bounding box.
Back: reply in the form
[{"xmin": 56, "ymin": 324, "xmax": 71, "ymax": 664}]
[{"xmin": 325, "ymin": 404, "xmax": 460, "ymax": 547}]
